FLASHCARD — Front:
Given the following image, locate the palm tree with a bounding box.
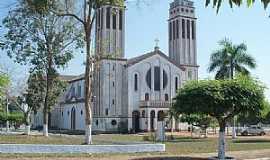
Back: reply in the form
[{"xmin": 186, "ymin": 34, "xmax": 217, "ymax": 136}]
[{"xmin": 208, "ymin": 38, "xmax": 256, "ymax": 80}]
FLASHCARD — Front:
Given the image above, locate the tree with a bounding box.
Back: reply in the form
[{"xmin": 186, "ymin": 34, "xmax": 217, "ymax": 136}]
[
  {"xmin": 209, "ymin": 39, "xmax": 256, "ymax": 80},
  {"xmin": 0, "ymin": 73, "xmax": 9, "ymax": 102},
  {"xmin": 173, "ymin": 75, "xmax": 265, "ymax": 159},
  {"xmin": 237, "ymin": 100, "xmax": 270, "ymax": 125},
  {"xmin": 21, "ymin": 71, "xmax": 66, "ymax": 135},
  {"xmin": 1, "ymin": 0, "xmax": 82, "ymax": 136},
  {"xmin": 205, "ymin": 0, "xmax": 270, "ymax": 12},
  {"xmin": 0, "ymin": 72, "xmax": 10, "ymax": 131},
  {"xmin": 179, "ymin": 114, "xmax": 215, "ymax": 137},
  {"xmin": 28, "ymin": 0, "xmax": 125, "ymax": 144}
]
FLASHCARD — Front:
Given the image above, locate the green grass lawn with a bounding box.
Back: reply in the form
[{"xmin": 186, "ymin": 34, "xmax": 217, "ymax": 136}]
[
  {"xmin": 0, "ymin": 134, "xmax": 145, "ymax": 145},
  {"xmin": 0, "ymin": 134, "xmax": 270, "ymax": 159},
  {"xmin": 165, "ymin": 136, "xmax": 270, "ymax": 155}
]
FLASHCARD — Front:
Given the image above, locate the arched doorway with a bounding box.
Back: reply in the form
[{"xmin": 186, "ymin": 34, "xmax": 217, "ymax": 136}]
[
  {"xmin": 150, "ymin": 110, "xmax": 155, "ymax": 131},
  {"xmin": 158, "ymin": 110, "xmax": 165, "ymax": 122},
  {"xmin": 71, "ymin": 107, "xmax": 76, "ymax": 130},
  {"xmin": 132, "ymin": 111, "xmax": 140, "ymax": 133}
]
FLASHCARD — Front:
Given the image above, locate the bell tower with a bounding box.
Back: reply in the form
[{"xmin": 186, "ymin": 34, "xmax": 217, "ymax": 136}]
[
  {"xmin": 168, "ymin": 0, "xmax": 199, "ymax": 80},
  {"xmin": 168, "ymin": 0, "xmax": 197, "ymax": 67},
  {"xmin": 95, "ymin": 5, "xmax": 125, "ymax": 58}
]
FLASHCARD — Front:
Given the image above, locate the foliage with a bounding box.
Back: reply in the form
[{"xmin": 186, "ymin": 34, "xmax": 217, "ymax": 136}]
[
  {"xmin": 24, "ymin": 71, "xmax": 46, "ymax": 115},
  {"xmin": 180, "ymin": 114, "xmax": 215, "ymax": 130},
  {"xmin": 237, "ymin": 100, "xmax": 270, "ymax": 125},
  {"xmin": 173, "ymin": 75, "xmax": 265, "ymax": 121},
  {"xmin": 260, "ymin": 100, "xmax": 270, "ymax": 124},
  {"xmin": 1, "ymin": 2, "xmax": 82, "ymax": 72},
  {"xmin": 0, "ymin": 73, "xmax": 9, "ymax": 97},
  {"xmin": 0, "ymin": 112, "xmax": 24, "ymax": 124},
  {"xmin": 209, "ymin": 38, "xmax": 256, "ymax": 80},
  {"xmin": 205, "ymin": 0, "xmax": 270, "ymax": 12},
  {"xmin": 0, "ymin": 73, "xmax": 9, "ymax": 111},
  {"xmin": 173, "ymin": 75, "xmax": 265, "ymax": 158},
  {"xmin": 23, "ymin": 71, "xmax": 67, "ymax": 113},
  {"xmin": 32, "ymin": 0, "xmax": 125, "ymax": 143},
  {"xmin": 1, "ymin": 0, "xmax": 83, "ymax": 135}
]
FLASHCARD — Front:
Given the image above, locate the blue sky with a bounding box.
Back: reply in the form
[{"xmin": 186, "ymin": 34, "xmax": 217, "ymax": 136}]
[{"xmin": 1, "ymin": 0, "xmax": 270, "ymax": 100}]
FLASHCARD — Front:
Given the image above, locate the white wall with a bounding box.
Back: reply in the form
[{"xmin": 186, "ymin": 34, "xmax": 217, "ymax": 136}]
[{"xmin": 127, "ymin": 53, "xmax": 185, "ymax": 131}]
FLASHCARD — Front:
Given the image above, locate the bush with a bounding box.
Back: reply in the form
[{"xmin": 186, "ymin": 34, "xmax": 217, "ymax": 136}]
[{"xmin": 0, "ymin": 112, "xmax": 24, "ymax": 126}]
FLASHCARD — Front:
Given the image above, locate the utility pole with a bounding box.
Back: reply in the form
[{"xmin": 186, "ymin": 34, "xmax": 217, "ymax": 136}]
[{"xmin": 6, "ymin": 98, "xmax": 9, "ymax": 133}]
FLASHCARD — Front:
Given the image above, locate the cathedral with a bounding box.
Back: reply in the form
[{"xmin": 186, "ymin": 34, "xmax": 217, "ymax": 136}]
[{"xmin": 33, "ymin": 0, "xmax": 199, "ymax": 133}]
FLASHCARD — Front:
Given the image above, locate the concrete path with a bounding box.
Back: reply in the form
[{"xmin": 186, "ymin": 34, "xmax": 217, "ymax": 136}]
[{"xmin": 0, "ymin": 143, "xmax": 165, "ymax": 154}]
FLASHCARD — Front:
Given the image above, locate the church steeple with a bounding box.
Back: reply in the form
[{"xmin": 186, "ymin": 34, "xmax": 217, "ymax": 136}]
[
  {"xmin": 95, "ymin": 5, "xmax": 125, "ymax": 58},
  {"xmin": 168, "ymin": 0, "xmax": 197, "ymax": 66}
]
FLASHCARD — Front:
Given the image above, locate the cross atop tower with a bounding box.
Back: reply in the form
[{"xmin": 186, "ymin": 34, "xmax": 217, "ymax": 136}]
[
  {"xmin": 154, "ymin": 38, "xmax": 160, "ymax": 51},
  {"xmin": 155, "ymin": 38, "xmax": 159, "ymax": 47}
]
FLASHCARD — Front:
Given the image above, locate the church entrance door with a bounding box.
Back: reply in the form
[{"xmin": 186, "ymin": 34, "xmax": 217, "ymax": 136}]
[
  {"xmin": 132, "ymin": 111, "xmax": 140, "ymax": 133},
  {"xmin": 71, "ymin": 107, "xmax": 76, "ymax": 130}
]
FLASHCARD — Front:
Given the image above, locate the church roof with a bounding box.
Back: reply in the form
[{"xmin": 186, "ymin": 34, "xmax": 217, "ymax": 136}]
[{"xmin": 127, "ymin": 49, "xmax": 186, "ymax": 71}]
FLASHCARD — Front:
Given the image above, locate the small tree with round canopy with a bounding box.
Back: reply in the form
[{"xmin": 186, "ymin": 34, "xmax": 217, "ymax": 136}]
[{"xmin": 172, "ymin": 75, "xmax": 265, "ymax": 159}]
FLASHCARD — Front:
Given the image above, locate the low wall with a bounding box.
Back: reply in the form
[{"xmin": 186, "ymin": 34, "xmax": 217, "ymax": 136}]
[{"xmin": 0, "ymin": 144, "xmax": 165, "ymax": 154}]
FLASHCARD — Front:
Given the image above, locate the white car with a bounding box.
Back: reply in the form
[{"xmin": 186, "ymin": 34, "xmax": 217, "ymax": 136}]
[{"xmin": 241, "ymin": 126, "xmax": 266, "ymax": 136}]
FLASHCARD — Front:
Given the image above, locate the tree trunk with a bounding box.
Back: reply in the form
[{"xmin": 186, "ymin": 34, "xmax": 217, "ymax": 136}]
[
  {"xmin": 218, "ymin": 120, "xmax": 226, "ymax": 159},
  {"xmin": 43, "ymin": 48, "xmax": 53, "ymax": 137},
  {"xmin": 43, "ymin": 73, "xmax": 50, "ymax": 137},
  {"xmin": 84, "ymin": 28, "xmax": 93, "ymax": 145},
  {"xmin": 25, "ymin": 112, "xmax": 31, "ymax": 135}
]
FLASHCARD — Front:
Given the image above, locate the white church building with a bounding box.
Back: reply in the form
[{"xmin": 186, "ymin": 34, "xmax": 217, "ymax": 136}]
[{"xmin": 33, "ymin": 0, "xmax": 199, "ymax": 133}]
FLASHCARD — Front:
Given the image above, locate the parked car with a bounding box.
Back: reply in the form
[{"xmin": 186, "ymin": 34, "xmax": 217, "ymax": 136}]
[{"xmin": 241, "ymin": 126, "xmax": 266, "ymax": 136}]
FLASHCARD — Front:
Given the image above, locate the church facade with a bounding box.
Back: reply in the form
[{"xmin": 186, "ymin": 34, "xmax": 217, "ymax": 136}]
[{"xmin": 34, "ymin": 0, "xmax": 199, "ymax": 133}]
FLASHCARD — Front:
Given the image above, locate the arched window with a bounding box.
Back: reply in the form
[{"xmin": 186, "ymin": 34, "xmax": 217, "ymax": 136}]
[
  {"xmin": 106, "ymin": 7, "xmax": 110, "ymax": 29},
  {"xmin": 163, "ymin": 70, "xmax": 168, "ymax": 89},
  {"xmin": 182, "ymin": 19, "xmax": 185, "ymax": 38},
  {"xmin": 175, "ymin": 77, "xmax": 178, "ymax": 93},
  {"xmin": 134, "ymin": 74, "xmax": 138, "ymax": 91},
  {"xmin": 192, "ymin": 21, "xmax": 195, "ymax": 40},
  {"xmin": 105, "ymin": 108, "xmax": 109, "ymax": 116},
  {"xmin": 119, "ymin": 10, "xmax": 123, "ymax": 30},
  {"xmin": 113, "ymin": 12, "xmax": 117, "ymax": 29},
  {"xmin": 187, "ymin": 20, "xmax": 190, "ymax": 39},
  {"xmin": 165, "ymin": 94, "xmax": 169, "ymax": 101},
  {"xmin": 146, "ymin": 69, "xmax": 152, "ymax": 89},
  {"xmin": 154, "ymin": 67, "xmax": 161, "ymax": 91},
  {"xmin": 145, "ymin": 93, "xmax": 150, "ymax": 101}
]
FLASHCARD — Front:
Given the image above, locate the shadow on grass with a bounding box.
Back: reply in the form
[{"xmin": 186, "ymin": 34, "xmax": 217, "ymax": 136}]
[
  {"xmin": 132, "ymin": 157, "xmax": 210, "ymax": 160},
  {"xmin": 233, "ymin": 139, "xmax": 270, "ymax": 143},
  {"xmin": 167, "ymin": 137, "xmax": 209, "ymax": 143}
]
